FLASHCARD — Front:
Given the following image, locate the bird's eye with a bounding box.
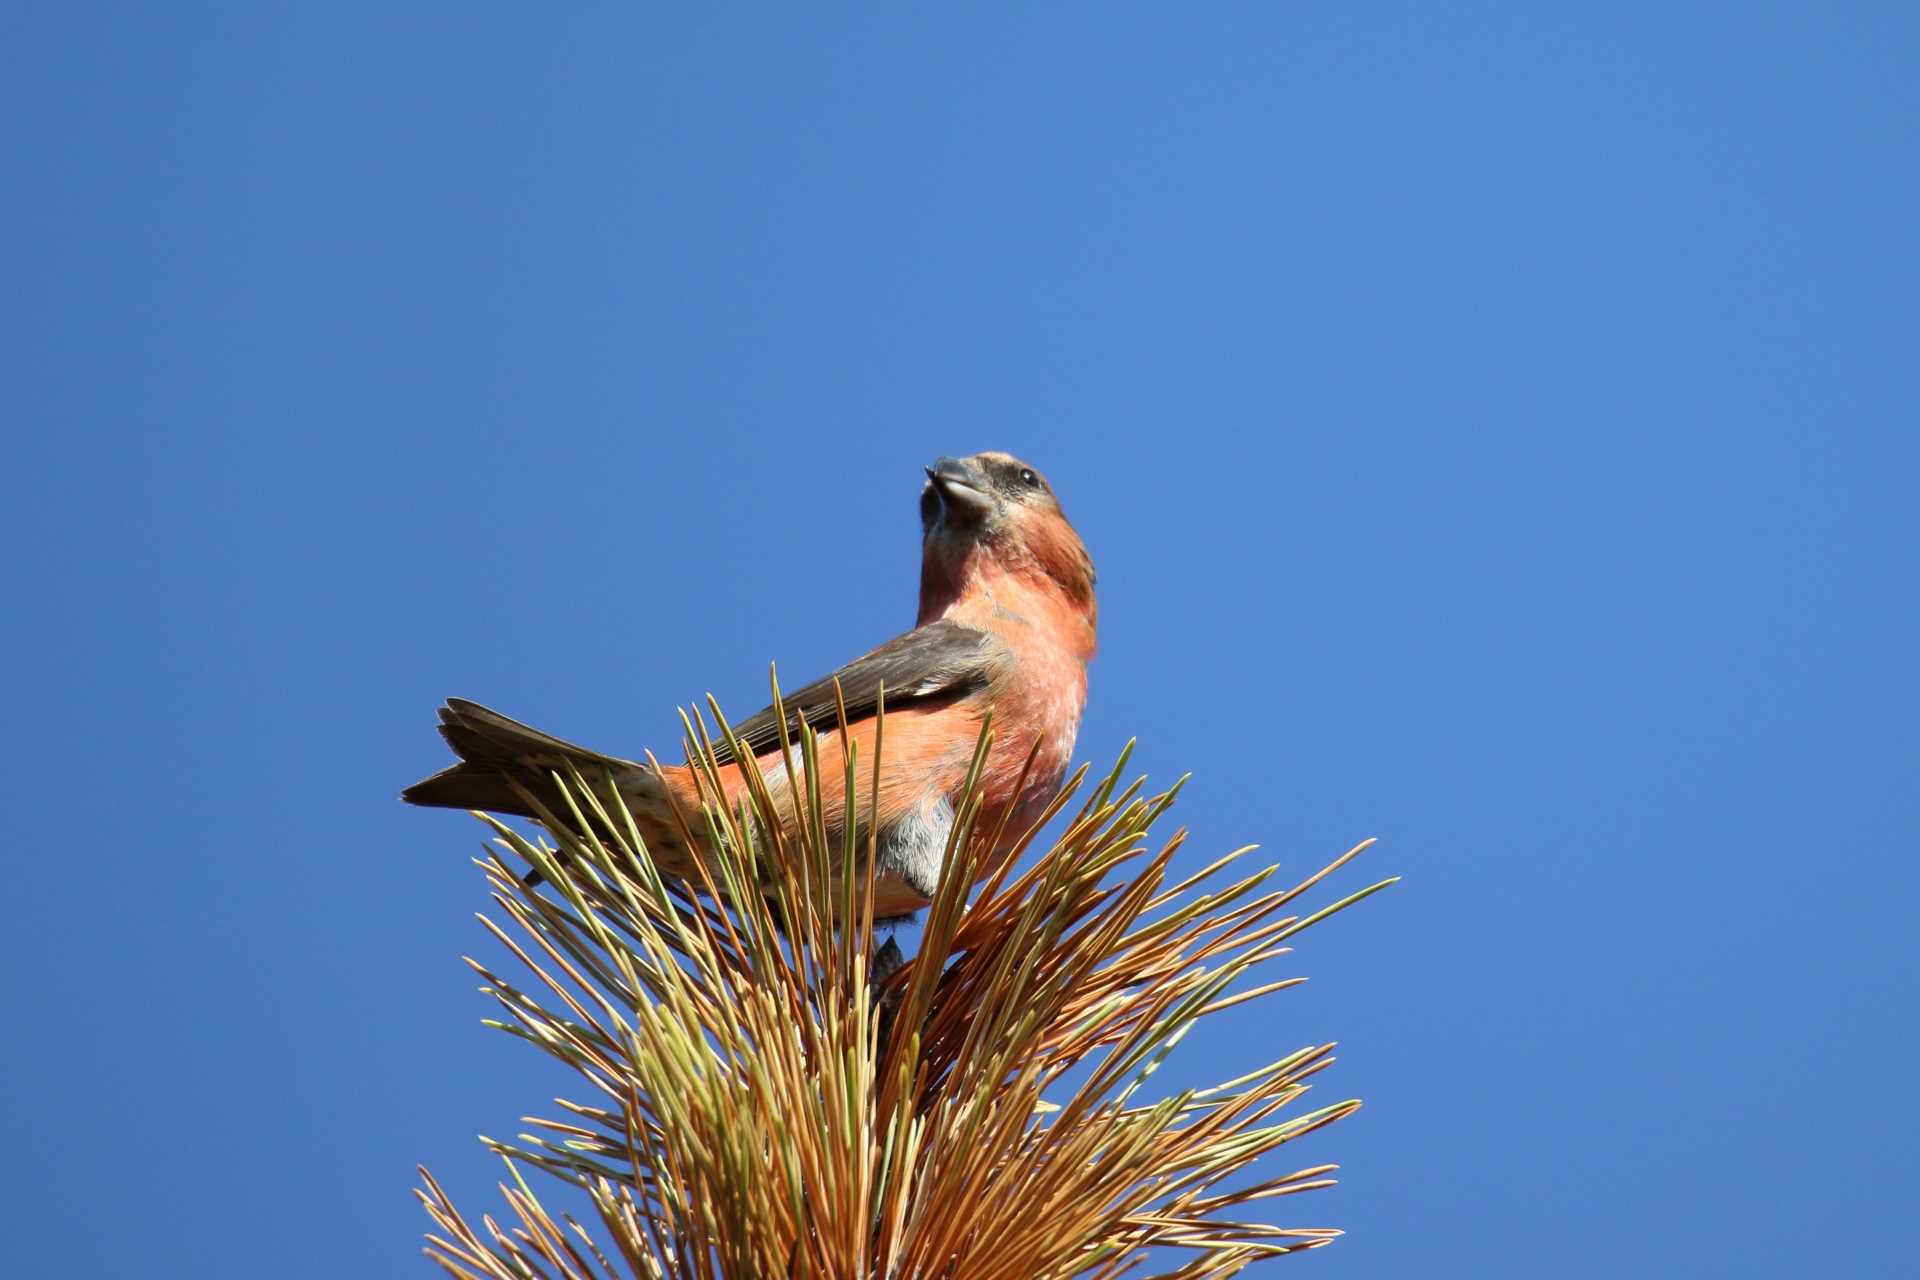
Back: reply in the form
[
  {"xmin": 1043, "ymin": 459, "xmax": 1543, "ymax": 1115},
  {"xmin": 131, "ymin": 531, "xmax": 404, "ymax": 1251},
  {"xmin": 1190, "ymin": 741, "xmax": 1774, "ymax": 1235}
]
[{"xmin": 1019, "ymin": 468, "xmax": 1039, "ymax": 487}]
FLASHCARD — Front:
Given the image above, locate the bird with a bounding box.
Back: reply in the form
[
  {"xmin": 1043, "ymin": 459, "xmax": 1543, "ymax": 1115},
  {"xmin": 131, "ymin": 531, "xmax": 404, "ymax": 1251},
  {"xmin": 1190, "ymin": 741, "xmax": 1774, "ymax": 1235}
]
[{"xmin": 402, "ymin": 452, "xmax": 1098, "ymax": 919}]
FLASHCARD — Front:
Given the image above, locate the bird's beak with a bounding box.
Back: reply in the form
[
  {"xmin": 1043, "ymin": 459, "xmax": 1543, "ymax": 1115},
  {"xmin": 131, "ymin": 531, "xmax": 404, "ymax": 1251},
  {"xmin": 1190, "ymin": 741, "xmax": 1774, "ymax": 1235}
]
[{"xmin": 925, "ymin": 457, "xmax": 994, "ymax": 515}]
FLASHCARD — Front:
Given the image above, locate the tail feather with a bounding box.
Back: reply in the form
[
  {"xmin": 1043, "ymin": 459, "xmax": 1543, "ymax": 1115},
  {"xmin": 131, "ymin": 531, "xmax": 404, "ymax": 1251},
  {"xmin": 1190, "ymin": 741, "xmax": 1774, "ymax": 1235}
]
[
  {"xmin": 406, "ymin": 699, "xmax": 716, "ymax": 892},
  {"xmin": 401, "ymin": 699, "xmax": 647, "ymax": 821},
  {"xmin": 436, "ymin": 699, "xmax": 630, "ymax": 767}
]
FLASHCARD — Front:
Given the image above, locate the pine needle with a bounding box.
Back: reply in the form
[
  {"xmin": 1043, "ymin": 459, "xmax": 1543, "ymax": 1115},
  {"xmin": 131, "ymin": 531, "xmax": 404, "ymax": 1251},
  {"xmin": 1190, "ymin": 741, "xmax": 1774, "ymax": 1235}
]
[{"xmin": 420, "ymin": 705, "xmax": 1386, "ymax": 1278}]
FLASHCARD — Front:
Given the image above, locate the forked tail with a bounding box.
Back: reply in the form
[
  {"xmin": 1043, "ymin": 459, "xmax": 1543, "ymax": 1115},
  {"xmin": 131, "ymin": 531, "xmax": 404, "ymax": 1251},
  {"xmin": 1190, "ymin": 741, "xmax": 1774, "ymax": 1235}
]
[{"xmin": 401, "ymin": 698, "xmax": 656, "ymax": 824}]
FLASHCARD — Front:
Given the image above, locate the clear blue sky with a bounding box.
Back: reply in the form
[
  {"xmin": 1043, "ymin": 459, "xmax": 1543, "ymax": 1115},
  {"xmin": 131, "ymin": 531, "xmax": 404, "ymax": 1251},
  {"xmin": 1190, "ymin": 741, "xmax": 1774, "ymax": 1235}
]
[{"xmin": 4, "ymin": 4, "xmax": 1914, "ymax": 1276}]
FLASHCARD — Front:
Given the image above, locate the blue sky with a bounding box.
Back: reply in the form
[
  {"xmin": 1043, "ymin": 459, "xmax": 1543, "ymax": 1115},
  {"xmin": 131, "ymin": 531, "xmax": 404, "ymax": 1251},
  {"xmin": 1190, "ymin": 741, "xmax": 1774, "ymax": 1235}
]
[{"xmin": 4, "ymin": 4, "xmax": 1915, "ymax": 1276}]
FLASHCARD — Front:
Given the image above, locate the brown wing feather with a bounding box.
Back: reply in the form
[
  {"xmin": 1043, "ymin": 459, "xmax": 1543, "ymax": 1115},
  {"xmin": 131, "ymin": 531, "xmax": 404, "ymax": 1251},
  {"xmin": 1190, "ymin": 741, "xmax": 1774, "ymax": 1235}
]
[{"xmin": 712, "ymin": 620, "xmax": 1003, "ymax": 764}]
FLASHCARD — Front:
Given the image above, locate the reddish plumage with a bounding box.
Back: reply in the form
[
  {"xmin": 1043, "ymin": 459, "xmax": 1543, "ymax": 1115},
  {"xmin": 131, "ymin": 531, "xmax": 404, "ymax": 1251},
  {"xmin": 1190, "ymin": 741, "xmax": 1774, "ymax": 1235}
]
[{"xmin": 404, "ymin": 451, "xmax": 1097, "ymax": 918}]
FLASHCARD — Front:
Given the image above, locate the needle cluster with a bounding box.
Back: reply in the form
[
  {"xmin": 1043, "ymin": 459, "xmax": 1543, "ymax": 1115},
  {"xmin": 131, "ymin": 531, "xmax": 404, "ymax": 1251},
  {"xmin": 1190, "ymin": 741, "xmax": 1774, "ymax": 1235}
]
[{"xmin": 417, "ymin": 692, "xmax": 1390, "ymax": 1278}]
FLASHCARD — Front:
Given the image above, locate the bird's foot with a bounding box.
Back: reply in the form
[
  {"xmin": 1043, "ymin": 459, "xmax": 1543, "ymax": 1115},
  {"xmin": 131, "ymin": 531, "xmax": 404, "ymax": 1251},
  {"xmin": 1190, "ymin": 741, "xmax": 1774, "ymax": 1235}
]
[{"xmin": 871, "ymin": 934, "xmax": 910, "ymax": 1053}]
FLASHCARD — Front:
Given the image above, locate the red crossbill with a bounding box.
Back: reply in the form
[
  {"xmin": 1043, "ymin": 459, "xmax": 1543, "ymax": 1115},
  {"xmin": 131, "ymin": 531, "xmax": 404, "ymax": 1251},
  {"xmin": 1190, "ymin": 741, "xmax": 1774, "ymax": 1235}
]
[{"xmin": 403, "ymin": 451, "xmax": 1097, "ymax": 918}]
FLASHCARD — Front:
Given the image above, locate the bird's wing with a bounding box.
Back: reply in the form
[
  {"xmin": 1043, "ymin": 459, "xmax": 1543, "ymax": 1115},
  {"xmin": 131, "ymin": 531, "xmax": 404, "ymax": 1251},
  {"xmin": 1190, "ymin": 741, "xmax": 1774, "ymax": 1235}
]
[{"xmin": 711, "ymin": 619, "xmax": 1004, "ymax": 764}]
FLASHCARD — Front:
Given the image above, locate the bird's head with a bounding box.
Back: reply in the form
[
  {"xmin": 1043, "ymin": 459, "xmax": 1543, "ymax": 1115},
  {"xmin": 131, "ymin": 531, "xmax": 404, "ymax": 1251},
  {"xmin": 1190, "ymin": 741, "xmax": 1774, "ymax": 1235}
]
[{"xmin": 918, "ymin": 452, "xmax": 1097, "ymax": 640}]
